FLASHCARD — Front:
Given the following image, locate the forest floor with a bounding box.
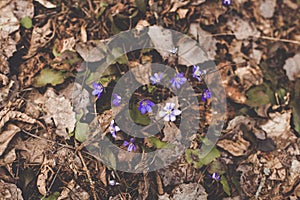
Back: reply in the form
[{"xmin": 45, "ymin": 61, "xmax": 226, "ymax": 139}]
[{"xmin": 1, "ymin": 0, "xmax": 300, "ymax": 199}]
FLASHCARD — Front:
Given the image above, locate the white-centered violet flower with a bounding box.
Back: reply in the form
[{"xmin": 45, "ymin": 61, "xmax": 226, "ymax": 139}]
[
  {"xmin": 159, "ymin": 102, "xmax": 181, "ymax": 122},
  {"xmin": 109, "ymin": 120, "xmax": 120, "ymax": 138},
  {"xmin": 192, "ymin": 65, "xmax": 206, "ymax": 82},
  {"xmin": 150, "ymin": 72, "xmax": 164, "ymax": 84},
  {"xmin": 170, "ymin": 72, "xmax": 187, "ymax": 89}
]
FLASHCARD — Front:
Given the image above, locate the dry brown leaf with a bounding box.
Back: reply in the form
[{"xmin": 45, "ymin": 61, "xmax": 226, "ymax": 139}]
[
  {"xmin": 23, "ymin": 20, "xmax": 55, "ymax": 59},
  {"xmin": 76, "ymin": 40, "xmax": 108, "ymax": 62},
  {"xmin": 177, "ymin": 36, "xmax": 209, "ymax": 66},
  {"xmin": 158, "ymin": 182, "xmax": 207, "ymax": 200},
  {"xmin": 0, "ymin": 180, "xmax": 23, "ymax": 200},
  {"xmin": 162, "ymin": 122, "xmax": 181, "ymax": 142},
  {"xmin": 0, "ymin": 124, "xmax": 20, "ymax": 157},
  {"xmin": 99, "ymin": 165, "xmax": 107, "ymax": 187},
  {"xmin": 189, "ymin": 23, "xmax": 217, "ymax": 60},
  {"xmin": 61, "ymin": 82, "xmax": 91, "ymax": 117},
  {"xmin": 0, "ymin": 4, "xmax": 19, "ymax": 36},
  {"xmin": 16, "ymin": 138, "xmax": 50, "ymax": 164},
  {"xmin": 283, "ymin": 52, "xmax": 300, "ymax": 81},
  {"xmin": 170, "ymin": 0, "xmax": 189, "ymax": 12},
  {"xmin": 227, "ymin": 115, "xmax": 266, "ymax": 140},
  {"xmin": 148, "ymin": 25, "xmax": 174, "ymax": 60},
  {"xmin": 234, "ymin": 65, "xmax": 263, "ymax": 90},
  {"xmin": 0, "ymin": 33, "xmax": 17, "ymax": 74},
  {"xmin": 37, "ymin": 158, "xmax": 55, "ymax": 195},
  {"xmin": 60, "ymin": 37, "xmax": 76, "ymax": 53},
  {"xmin": 217, "ymin": 132, "xmax": 251, "ymax": 157},
  {"xmin": 283, "ymin": 0, "xmax": 298, "ymax": 9},
  {"xmin": 227, "ymin": 16, "xmax": 260, "ymax": 40},
  {"xmin": 0, "ymin": 79, "xmax": 14, "ymax": 104},
  {"xmin": 13, "ymin": 0, "xmax": 34, "ymax": 20},
  {"xmin": 260, "ymin": 110, "xmax": 296, "ymax": 149},
  {"xmin": 259, "ymin": 0, "xmax": 276, "ymax": 19},
  {"xmin": 34, "ymin": 0, "xmax": 56, "ymax": 8},
  {"xmin": 0, "ymin": 148, "xmax": 16, "ymax": 166},
  {"xmin": 129, "ymin": 61, "xmax": 152, "ymax": 85},
  {"xmin": 41, "ymin": 88, "xmax": 76, "ymax": 139},
  {"xmin": 177, "ymin": 8, "xmax": 189, "ymax": 19},
  {"xmin": 57, "ymin": 179, "xmax": 90, "ymax": 200}
]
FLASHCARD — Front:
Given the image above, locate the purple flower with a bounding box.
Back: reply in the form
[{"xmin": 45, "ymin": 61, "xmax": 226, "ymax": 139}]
[
  {"xmin": 222, "ymin": 0, "xmax": 231, "ymax": 6},
  {"xmin": 150, "ymin": 72, "xmax": 163, "ymax": 84},
  {"xmin": 170, "ymin": 72, "xmax": 187, "ymax": 89},
  {"xmin": 109, "ymin": 120, "xmax": 120, "ymax": 138},
  {"xmin": 192, "ymin": 65, "xmax": 206, "ymax": 82},
  {"xmin": 112, "ymin": 93, "xmax": 121, "ymax": 106},
  {"xmin": 202, "ymin": 89, "xmax": 212, "ymax": 101},
  {"xmin": 159, "ymin": 102, "xmax": 181, "ymax": 122},
  {"xmin": 138, "ymin": 99, "xmax": 155, "ymax": 114},
  {"xmin": 123, "ymin": 138, "xmax": 136, "ymax": 152},
  {"xmin": 92, "ymin": 82, "xmax": 104, "ymax": 99},
  {"xmin": 210, "ymin": 172, "xmax": 221, "ymax": 181}
]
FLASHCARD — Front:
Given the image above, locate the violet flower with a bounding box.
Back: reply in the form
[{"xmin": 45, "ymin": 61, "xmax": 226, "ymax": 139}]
[
  {"xmin": 159, "ymin": 102, "xmax": 181, "ymax": 122},
  {"xmin": 92, "ymin": 82, "xmax": 104, "ymax": 99},
  {"xmin": 210, "ymin": 172, "xmax": 221, "ymax": 181},
  {"xmin": 170, "ymin": 72, "xmax": 187, "ymax": 89},
  {"xmin": 109, "ymin": 120, "xmax": 120, "ymax": 138},
  {"xmin": 112, "ymin": 93, "xmax": 121, "ymax": 106},
  {"xmin": 202, "ymin": 89, "xmax": 212, "ymax": 101},
  {"xmin": 138, "ymin": 99, "xmax": 155, "ymax": 114},
  {"xmin": 222, "ymin": 0, "xmax": 231, "ymax": 6},
  {"xmin": 123, "ymin": 138, "xmax": 136, "ymax": 152},
  {"xmin": 150, "ymin": 72, "xmax": 163, "ymax": 84},
  {"xmin": 192, "ymin": 65, "xmax": 206, "ymax": 82}
]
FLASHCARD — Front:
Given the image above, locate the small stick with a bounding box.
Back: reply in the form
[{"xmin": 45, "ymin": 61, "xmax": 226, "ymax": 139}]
[{"xmin": 76, "ymin": 141, "xmax": 98, "ymax": 200}]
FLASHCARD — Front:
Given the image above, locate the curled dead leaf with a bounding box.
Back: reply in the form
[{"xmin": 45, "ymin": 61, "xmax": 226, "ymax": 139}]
[
  {"xmin": 217, "ymin": 133, "xmax": 251, "ymax": 157},
  {"xmin": 0, "ymin": 180, "xmax": 23, "ymax": 200},
  {"xmin": 0, "ymin": 124, "xmax": 20, "ymax": 157},
  {"xmin": 23, "ymin": 20, "xmax": 55, "ymax": 59},
  {"xmin": 260, "ymin": 110, "xmax": 296, "ymax": 149}
]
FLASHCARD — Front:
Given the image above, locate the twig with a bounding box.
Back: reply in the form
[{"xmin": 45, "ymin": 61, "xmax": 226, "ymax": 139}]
[
  {"xmin": 204, "ymin": 32, "xmax": 300, "ymax": 45},
  {"xmin": 76, "ymin": 141, "xmax": 98, "ymax": 200}
]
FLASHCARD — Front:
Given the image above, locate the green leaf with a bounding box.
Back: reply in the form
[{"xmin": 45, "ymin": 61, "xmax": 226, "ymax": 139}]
[
  {"xmin": 220, "ymin": 176, "xmax": 231, "ymax": 196},
  {"xmin": 33, "ymin": 68, "xmax": 65, "ymax": 87},
  {"xmin": 135, "ymin": 0, "xmax": 146, "ymax": 13},
  {"xmin": 209, "ymin": 160, "xmax": 226, "ymax": 175},
  {"xmin": 43, "ymin": 192, "xmax": 60, "ymax": 200},
  {"xmin": 185, "ymin": 147, "xmax": 220, "ymax": 169},
  {"xmin": 199, "ymin": 147, "xmax": 220, "ymax": 165},
  {"xmin": 103, "ymin": 147, "xmax": 117, "ymax": 169},
  {"xmin": 147, "ymin": 85, "xmax": 157, "ymax": 93},
  {"xmin": 245, "ymin": 84, "xmax": 272, "ymax": 107},
  {"xmin": 129, "ymin": 104, "xmax": 151, "ymax": 126},
  {"xmin": 20, "ymin": 16, "xmax": 32, "ymax": 29},
  {"xmin": 148, "ymin": 137, "xmax": 173, "ymax": 149},
  {"xmin": 75, "ymin": 122, "xmax": 88, "ymax": 142}
]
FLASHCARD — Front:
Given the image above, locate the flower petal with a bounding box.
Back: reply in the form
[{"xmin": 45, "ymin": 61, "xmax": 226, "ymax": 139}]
[
  {"xmin": 170, "ymin": 115, "xmax": 176, "ymax": 121},
  {"xmin": 123, "ymin": 141, "xmax": 129, "ymax": 147},
  {"xmin": 115, "ymin": 126, "xmax": 120, "ymax": 132},
  {"xmin": 164, "ymin": 115, "xmax": 170, "ymax": 121},
  {"xmin": 173, "ymin": 109, "xmax": 181, "ymax": 116}
]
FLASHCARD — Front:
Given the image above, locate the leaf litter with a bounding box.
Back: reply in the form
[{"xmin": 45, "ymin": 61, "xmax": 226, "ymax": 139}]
[{"xmin": 1, "ymin": 0, "xmax": 300, "ymax": 199}]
